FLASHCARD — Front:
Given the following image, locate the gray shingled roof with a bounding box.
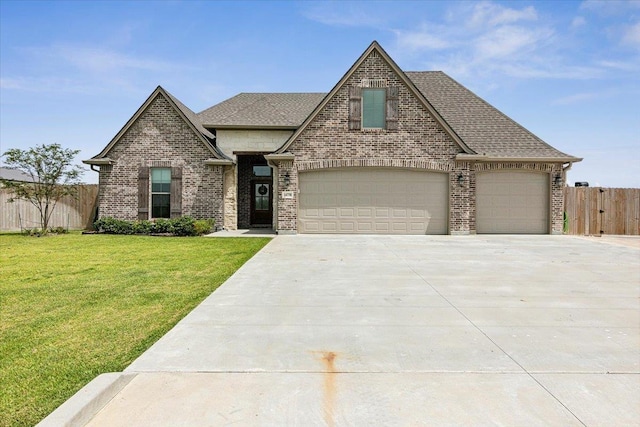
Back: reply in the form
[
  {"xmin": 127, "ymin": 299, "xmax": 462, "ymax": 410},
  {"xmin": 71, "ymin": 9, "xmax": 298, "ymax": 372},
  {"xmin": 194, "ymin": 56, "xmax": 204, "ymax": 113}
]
[
  {"xmin": 197, "ymin": 76, "xmax": 575, "ymax": 160},
  {"xmin": 0, "ymin": 167, "xmax": 37, "ymax": 182},
  {"xmin": 198, "ymin": 93, "xmax": 326, "ymax": 128},
  {"xmin": 406, "ymin": 71, "xmax": 576, "ymax": 159}
]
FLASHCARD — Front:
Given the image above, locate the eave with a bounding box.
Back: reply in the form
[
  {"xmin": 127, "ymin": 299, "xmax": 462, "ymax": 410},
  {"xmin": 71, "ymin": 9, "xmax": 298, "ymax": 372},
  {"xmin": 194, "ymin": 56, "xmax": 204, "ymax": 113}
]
[
  {"xmin": 264, "ymin": 153, "xmax": 295, "ymax": 162},
  {"xmin": 204, "ymin": 158, "xmax": 234, "ymax": 166},
  {"xmin": 456, "ymin": 154, "xmax": 583, "ymax": 163},
  {"xmin": 82, "ymin": 158, "xmax": 114, "ymax": 165},
  {"xmin": 204, "ymin": 124, "xmax": 299, "ymax": 131}
]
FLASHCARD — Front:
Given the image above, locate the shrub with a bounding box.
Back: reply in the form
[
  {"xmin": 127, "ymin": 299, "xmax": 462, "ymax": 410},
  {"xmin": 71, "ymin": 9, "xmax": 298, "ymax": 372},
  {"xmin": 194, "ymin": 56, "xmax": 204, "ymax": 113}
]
[
  {"xmin": 171, "ymin": 216, "xmax": 196, "ymax": 236},
  {"xmin": 48, "ymin": 226, "xmax": 68, "ymax": 234},
  {"xmin": 150, "ymin": 218, "xmax": 173, "ymax": 234},
  {"xmin": 194, "ymin": 219, "xmax": 215, "ymax": 235},
  {"xmin": 93, "ymin": 216, "xmax": 214, "ymax": 236},
  {"xmin": 22, "ymin": 228, "xmax": 46, "ymax": 237},
  {"xmin": 132, "ymin": 220, "xmax": 152, "ymax": 234},
  {"xmin": 94, "ymin": 217, "xmax": 134, "ymax": 234}
]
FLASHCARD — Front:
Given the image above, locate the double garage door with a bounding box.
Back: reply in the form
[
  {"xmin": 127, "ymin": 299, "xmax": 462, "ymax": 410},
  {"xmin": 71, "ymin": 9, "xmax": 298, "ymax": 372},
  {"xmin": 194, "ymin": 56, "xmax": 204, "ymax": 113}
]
[
  {"xmin": 298, "ymin": 168, "xmax": 448, "ymax": 234},
  {"xmin": 298, "ymin": 168, "xmax": 550, "ymax": 235}
]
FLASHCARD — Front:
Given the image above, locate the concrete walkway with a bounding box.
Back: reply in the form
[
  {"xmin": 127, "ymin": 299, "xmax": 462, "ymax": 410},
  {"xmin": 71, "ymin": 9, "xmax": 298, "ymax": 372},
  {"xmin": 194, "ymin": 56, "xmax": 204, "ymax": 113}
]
[{"xmin": 41, "ymin": 235, "xmax": 639, "ymax": 426}]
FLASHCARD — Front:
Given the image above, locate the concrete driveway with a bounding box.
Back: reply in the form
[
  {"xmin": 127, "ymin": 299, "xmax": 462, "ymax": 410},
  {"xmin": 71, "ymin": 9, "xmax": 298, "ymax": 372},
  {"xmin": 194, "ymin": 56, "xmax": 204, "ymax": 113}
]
[{"xmin": 42, "ymin": 235, "xmax": 639, "ymax": 426}]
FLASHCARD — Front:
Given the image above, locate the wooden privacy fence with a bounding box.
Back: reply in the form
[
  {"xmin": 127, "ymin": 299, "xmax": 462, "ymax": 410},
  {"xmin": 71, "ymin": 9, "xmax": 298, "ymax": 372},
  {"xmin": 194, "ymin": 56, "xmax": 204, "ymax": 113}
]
[
  {"xmin": 564, "ymin": 187, "xmax": 640, "ymax": 236},
  {"xmin": 0, "ymin": 185, "xmax": 98, "ymax": 231}
]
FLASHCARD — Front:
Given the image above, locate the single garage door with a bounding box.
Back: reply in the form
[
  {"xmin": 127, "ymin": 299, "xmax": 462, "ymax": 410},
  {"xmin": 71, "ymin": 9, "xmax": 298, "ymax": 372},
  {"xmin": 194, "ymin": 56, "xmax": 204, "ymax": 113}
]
[
  {"xmin": 298, "ymin": 168, "xmax": 448, "ymax": 234},
  {"xmin": 476, "ymin": 171, "xmax": 549, "ymax": 234}
]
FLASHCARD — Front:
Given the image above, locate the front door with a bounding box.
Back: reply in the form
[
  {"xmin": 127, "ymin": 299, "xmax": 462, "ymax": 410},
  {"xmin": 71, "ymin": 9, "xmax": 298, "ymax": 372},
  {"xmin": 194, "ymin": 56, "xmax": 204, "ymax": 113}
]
[{"xmin": 250, "ymin": 178, "xmax": 273, "ymax": 226}]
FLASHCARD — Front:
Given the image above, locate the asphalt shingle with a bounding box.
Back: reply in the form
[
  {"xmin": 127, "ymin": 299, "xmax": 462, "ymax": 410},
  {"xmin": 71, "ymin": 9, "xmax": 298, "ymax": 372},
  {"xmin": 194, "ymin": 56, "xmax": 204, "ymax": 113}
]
[
  {"xmin": 197, "ymin": 93, "xmax": 326, "ymax": 128},
  {"xmin": 406, "ymin": 71, "xmax": 576, "ymax": 159},
  {"xmin": 193, "ymin": 72, "xmax": 576, "ymax": 161}
]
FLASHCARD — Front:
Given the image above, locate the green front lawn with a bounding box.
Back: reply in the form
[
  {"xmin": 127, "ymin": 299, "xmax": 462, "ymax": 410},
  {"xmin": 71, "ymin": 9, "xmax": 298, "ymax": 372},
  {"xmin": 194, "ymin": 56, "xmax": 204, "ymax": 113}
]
[{"xmin": 0, "ymin": 233, "xmax": 270, "ymax": 427}]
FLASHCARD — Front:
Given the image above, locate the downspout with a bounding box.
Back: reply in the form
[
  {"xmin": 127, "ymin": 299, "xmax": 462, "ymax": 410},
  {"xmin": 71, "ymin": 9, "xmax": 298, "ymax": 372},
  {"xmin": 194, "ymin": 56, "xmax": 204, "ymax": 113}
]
[
  {"xmin": 561, "ymin": 162, "xmax": 574, "ymax": 234},
  {"xmin": 562, "ymin": 162, "xmax": 573, "ymax": 178}
]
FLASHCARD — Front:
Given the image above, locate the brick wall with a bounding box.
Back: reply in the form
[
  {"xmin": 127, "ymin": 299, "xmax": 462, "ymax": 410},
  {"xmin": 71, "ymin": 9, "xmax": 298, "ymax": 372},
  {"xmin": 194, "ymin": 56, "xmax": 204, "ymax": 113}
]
[
  {"xmin": 276, "ymin": 50, "xmax": 564, "ymax": 234},
  {"xmin": 280, "ymin": 50, "xmax": 464, "ymax": 232},
  {"xmin": 98, "ymin": 93, "xmax": 224, "ymax": 225}
]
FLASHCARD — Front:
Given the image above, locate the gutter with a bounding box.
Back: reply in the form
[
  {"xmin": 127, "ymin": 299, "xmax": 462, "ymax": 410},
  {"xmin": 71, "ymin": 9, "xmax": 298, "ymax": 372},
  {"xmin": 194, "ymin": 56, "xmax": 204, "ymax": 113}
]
[
  {"xmin": 204, "ymin": 158, "xmax": 234, "ymax": 166},
  {"xmin": 456, "ymin": 154, "xmax": 583, "ymax": 163},
  {"xmin": 264, "ymin": 153, "xmax": 295, "ymax": 163},
  {"xmin": 83, "ymin": 158, "xmax": 114, "ymax": 173},
  {"xmin": 202, "ymin": 125, "xmax": 299, "ymax": 131}
]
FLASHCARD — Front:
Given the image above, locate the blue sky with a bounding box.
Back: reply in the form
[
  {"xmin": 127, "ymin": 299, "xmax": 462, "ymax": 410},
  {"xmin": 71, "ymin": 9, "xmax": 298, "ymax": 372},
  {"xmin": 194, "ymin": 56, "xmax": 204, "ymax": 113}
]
[{"xmin": 1, "ymin": 0, "xmax": 638, "ymax": 186}]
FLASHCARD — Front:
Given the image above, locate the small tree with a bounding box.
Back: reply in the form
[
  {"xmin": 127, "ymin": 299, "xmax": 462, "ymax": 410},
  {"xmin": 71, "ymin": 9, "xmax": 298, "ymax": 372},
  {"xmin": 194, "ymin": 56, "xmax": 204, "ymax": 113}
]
[{"xmin": 1, "ymin": 143, "xmax": 85, "ymax": 232}]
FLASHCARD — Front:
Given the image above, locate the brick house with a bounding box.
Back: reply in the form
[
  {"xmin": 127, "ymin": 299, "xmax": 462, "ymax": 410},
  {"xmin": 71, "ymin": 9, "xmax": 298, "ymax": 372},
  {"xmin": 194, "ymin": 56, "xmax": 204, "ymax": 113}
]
[{"xmin": 84, "ymin": 41, "xmax": 581, "ymax": 235}]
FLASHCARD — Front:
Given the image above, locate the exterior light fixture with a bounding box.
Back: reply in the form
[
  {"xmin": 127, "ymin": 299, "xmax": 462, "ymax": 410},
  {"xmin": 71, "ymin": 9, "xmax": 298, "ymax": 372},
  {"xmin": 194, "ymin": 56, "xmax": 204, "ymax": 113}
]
[
  {"xmin": 283, "ymin": 172, "xmax": 290, "ymax": 185},
  {"xmin": 457, "ymin": 173, "xmax": 464, "ymax": 186},
  {"xmin": 554, "ymin": 173, "xmax": 562, "ymax": 186}
]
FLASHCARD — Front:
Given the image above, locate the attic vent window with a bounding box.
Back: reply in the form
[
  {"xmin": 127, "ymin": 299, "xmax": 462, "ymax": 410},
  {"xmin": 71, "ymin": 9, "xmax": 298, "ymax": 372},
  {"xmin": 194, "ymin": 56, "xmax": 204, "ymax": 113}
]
[{"xmin": 361, "ymin": 79, "xmax": 387, "ymax": 88}]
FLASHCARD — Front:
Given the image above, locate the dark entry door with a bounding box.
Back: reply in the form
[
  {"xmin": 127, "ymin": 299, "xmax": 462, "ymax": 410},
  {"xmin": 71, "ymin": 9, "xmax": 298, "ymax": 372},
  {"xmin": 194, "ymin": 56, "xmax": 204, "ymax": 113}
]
[{"xmin": 250, "ymin": 178, "xmax": 273, "ymax": 226}]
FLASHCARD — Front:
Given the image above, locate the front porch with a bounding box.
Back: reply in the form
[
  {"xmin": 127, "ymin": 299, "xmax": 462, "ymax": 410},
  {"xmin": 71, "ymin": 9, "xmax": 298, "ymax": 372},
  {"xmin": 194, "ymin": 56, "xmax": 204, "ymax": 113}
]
[{"xmin": 235, "ymin": 154, "xmax": 274, "ymax": 229}]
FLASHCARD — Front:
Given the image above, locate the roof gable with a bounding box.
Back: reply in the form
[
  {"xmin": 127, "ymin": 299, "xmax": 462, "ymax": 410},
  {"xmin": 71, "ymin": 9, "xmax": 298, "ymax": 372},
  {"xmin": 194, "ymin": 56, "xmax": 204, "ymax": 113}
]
[
  {"xmin": 276, "ymin": 41, "xmax": 472, "ymax": 154},
  {"xmin": 86, "ymin": 86, "xmax": 228, "ymax": 162}
]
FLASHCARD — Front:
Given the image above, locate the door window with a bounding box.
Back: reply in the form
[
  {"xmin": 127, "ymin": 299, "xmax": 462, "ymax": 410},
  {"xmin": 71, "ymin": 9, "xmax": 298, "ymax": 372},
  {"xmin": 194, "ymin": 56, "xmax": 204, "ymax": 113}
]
[{"xmin": 255, "ymin": 183, "xmax": 270, "ymax": 210}]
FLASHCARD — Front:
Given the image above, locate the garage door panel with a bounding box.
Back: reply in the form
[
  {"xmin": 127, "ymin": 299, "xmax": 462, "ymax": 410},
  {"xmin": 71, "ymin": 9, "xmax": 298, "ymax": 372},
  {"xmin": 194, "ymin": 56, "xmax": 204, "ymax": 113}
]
[
  {"xmin": 305, "ymin": 208, "xmax": 320, "ymax": 218},
  {"xmin": 374, "ymin": 222, "xmax": 390, "ymax": 232},
  {"xmin": 322, "ymin": 208, "xmax": 337, "ymax": 217},
  {"xmin": 339, "ymin": 208, "xmax": 355, "ymax": 218},
  {"xmin": 477, "ymin": 172, "xmax": 549, "ymax": 234},
  {"xmin": 299, "ymin": 168, "xmax": 448, "ymax": 234},
  {"xmin": 356, "ymin": 207, "xmax": 373, "ymax": 218},
  {"xmin": 392, "ymin": 208, "xmax": 408, "ymax": 218},
  {"xmin": 375, "ymin": 208, "xmax": 390, "ymax": 218}
]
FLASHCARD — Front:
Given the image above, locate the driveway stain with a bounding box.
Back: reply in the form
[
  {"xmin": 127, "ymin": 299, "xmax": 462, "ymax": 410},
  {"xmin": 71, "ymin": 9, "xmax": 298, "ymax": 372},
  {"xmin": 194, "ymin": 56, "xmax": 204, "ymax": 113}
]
[{"xmin": 317, "ymin": 351, "xmax": 338, "ymax": 427}]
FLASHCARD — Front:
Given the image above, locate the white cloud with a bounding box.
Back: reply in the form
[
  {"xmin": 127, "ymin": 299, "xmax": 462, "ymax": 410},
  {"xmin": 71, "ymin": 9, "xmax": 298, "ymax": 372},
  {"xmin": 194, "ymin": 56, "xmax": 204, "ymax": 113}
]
[
  {"xmin": 394, "ymin": 27, "xmax": 451, "ymax": 51},
  {"xmin": 474, "ymin": 25, "xmax": 553, "ymax": 60},
  {"xmin": 621, "ymin": 21, "xmax": 640, "ymax": 48},
  {"xmin": 571, "ymin": 16, "xmax": 587, "ymax": 29},
  {"xmin": 301, "ymin": 2, "xmax": 387, "ymax": 27},
  {"xmin": 0, "ymin": 78, "xmax": 23, "ymax": 90},
  {"xmin": 390, "ymin": 1, "xmax": 632, "ymax": 82},
  {"xmin": 552, "ymin": 86, "xmax": 640, "ymax": 105},
  {"xmin": 553, "ymin": 92, "xmax": 600, "ymax": 105},
  {"xmin": 43, "ymin": 44, "xmax": 179, "ymax": 74},
  {"xmin": 597, "ymin": 59, "xmax": 640, "ymax": 71},
  {"xmin": 467, "ymin": 1, "xmax": 537, "ymax": 28},
  {"xmin": 495, "ymin": 63, "xmax": 603, "ymax": 79},
  {"xmin": 0, "ymin": 76, "xmax": 96, "ymax": 94},
  {"xmin": 580, "ymin": 0, "xmax": 640, "ymax": 15},
  {"xmin": 3, "ymin": 44, "xmax": 190, "ymax": 95}
]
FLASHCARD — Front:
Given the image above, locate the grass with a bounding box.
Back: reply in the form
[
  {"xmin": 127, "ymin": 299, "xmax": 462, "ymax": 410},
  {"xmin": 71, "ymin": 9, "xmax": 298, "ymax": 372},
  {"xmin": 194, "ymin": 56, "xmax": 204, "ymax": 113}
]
[{"xmin": 0, "ymin": 233, "xmax": 271, "ymax": 427}]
